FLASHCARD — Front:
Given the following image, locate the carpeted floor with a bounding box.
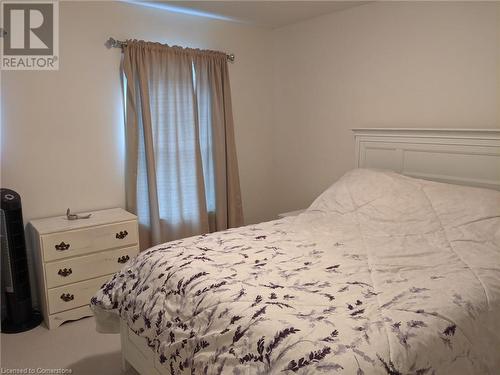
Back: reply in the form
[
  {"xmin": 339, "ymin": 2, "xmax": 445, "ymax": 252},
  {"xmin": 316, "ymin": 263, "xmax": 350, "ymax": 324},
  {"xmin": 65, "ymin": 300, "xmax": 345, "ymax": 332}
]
[{"xmin": 0, "ymin": 316, "xmax": 137, "ymax": 375}]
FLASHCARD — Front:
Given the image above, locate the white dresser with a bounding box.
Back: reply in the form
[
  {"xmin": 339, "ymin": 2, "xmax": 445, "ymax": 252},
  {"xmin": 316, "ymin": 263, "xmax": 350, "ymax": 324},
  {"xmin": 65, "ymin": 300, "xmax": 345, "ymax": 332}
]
[{"xmin": 29, "ymin": 208, "xmax": 139, "ymax": 329}]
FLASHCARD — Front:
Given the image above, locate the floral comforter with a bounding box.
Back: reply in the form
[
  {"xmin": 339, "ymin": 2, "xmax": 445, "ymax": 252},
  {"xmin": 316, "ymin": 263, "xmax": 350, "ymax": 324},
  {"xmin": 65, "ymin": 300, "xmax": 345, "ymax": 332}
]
[{"xmin": 91, "ymin": 169, "xmax": 500, "ymax": 374}]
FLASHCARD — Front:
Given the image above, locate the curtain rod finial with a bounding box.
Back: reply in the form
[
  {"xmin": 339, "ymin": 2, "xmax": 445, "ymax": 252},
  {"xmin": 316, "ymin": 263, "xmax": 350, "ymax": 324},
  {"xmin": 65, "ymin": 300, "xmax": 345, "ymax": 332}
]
[
  {"xmin": 227, "ymin": 53, "xmax": 235, "ymax": 62},
  {"xmin": 105, "ymin": 37, "xmax": 116, "ymax": 49},
  {"xmin": 105, "ymin": 37, "xmax": 121, "ymax": 49}
]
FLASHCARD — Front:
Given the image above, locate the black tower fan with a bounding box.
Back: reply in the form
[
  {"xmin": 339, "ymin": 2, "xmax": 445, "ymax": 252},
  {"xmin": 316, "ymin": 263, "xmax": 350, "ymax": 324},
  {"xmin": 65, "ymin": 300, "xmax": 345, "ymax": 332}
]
[{"xmin": 1, "ymin": 188, "xmax": 42, "ymax": 333}]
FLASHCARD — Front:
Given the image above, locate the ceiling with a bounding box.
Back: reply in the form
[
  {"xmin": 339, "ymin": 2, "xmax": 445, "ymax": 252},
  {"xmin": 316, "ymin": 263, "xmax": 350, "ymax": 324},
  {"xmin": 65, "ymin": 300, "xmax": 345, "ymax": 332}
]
[{"xmin": 157, "ymin": 1, "xmax": 368, "ymax": 29}]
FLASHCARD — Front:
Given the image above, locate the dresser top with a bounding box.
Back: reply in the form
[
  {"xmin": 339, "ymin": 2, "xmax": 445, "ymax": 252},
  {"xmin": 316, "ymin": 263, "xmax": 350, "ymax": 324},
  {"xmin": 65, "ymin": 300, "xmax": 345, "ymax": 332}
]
[{"xmin": 29, "ymin": 208, "xmax": 137, "ymax": 235}]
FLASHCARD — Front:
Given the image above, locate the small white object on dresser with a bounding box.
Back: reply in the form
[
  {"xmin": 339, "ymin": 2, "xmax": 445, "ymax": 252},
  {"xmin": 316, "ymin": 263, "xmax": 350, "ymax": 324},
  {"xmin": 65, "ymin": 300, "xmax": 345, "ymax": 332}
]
[
  {"xmin": 29, "ymin": 208, "xmax": 139, "ymax": 329},
  {"xmin": 277, "ymin": 209, "xmax": 305, "ymax": 219}
]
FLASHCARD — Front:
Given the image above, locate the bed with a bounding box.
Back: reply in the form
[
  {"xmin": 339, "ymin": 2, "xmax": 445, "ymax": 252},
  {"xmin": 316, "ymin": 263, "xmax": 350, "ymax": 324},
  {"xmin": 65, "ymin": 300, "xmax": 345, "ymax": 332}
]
[{"xmin": 91, "ymin": 128, "xmax": 500, "ymax": 374}]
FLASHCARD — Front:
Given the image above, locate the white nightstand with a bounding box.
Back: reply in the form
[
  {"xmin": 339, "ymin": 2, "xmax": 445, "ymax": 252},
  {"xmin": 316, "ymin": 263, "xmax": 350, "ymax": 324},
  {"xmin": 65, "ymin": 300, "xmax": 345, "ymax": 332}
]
[
  {"xmin": 278, "ymin": 209, "xmax": 306, "ymax": 219},
  {"xmin": 29, "ymin": 208, "xmax": 139, "ymax": 329}
]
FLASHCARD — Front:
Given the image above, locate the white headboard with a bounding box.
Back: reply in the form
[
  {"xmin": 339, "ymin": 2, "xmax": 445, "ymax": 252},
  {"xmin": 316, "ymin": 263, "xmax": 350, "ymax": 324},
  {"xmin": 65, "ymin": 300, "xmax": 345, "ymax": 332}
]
[{"xmin": 353, "ymin": 128, "xmax": 500, "ymax": 191}]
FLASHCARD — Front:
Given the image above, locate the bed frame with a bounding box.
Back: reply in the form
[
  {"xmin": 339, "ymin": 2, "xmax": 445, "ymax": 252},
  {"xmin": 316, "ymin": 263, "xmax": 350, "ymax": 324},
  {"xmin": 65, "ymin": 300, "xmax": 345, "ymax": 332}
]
[
  {"xmin": 119, "ymin": 128, "xmax": 500, "ymax": 374},
  {"xmin": 120, "ymin": 319, "xmax": 167, "ymax": 374},
  {"xmin": 353, "ymin": 128, "xmax": 500, "ymax": 190}
]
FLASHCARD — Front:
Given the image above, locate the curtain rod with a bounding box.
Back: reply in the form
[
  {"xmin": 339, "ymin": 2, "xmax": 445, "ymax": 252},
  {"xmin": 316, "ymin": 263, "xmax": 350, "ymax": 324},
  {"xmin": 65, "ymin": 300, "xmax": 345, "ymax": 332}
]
[{"xmin": 105, "ymin": 37, "xmax": 235, "ymax": 62}]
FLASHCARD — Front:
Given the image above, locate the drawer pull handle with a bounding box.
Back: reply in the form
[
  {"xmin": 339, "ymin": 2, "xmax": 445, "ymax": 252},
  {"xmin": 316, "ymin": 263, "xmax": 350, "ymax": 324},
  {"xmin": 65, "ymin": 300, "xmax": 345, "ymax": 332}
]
[
  {"xmin": 58, "ymin": 268, "xmax": 72, "ymax": 277},
  {"xmin": 60, "ymin": 293, "xmax": 74, "ymax": 302},
  {"xmin": 117, "ymin": 255, "xmax": 130, "ymax": 264},
  {"xmin": 116, "ymin": 230, "xmax": 128, "ymax": 239},
  {"xmin": 55, "ymin": 241, "xmax": 70, "ymax": 251}
]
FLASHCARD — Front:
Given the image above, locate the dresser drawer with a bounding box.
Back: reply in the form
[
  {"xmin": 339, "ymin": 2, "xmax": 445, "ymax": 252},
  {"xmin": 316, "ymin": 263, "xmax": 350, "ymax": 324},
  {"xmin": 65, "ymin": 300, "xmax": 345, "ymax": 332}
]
[
  {"xmin": 47, "ymin": 275, "xmax": 111, "ymax": 314},
  {"xmin": 45, "ymin": 245, "xmax": 138, "ymax": 288},
  {"xmin": 42, "ymin": 220, "xmax": 138, "ymax": 261}
]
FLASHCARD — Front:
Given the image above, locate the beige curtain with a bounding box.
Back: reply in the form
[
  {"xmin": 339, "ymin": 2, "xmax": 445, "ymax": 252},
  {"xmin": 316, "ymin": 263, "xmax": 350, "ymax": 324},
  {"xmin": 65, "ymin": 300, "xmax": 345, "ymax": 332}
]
[{"xmin": 123, "ymin": 40, "xmax": 243, "ymax": 249}]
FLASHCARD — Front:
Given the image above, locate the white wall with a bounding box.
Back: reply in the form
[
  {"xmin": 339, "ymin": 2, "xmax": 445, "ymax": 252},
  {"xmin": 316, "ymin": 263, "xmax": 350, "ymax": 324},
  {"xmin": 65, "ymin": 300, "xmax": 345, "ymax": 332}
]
[
  {"xmin": 1, "ymin": 1, "xmax": 275, "ymax": 227},
  {"xmin": 271, "ymin": 1, "xmax": 500, "ymax": 215},
  {"xmin": 1, "ymin": 1, "xmax": 276, "ymax": 308},
  {"xmin": 2, "ymin": 1, "xmax": 499, "ymax": 232}
]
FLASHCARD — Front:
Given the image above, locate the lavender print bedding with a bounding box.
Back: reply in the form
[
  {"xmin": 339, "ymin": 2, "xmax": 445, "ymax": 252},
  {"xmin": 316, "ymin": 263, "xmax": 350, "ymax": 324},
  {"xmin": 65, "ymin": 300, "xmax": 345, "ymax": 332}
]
[{"xmin": 91, "ymin": 169, "xmax": 500, "ymax": 374}]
